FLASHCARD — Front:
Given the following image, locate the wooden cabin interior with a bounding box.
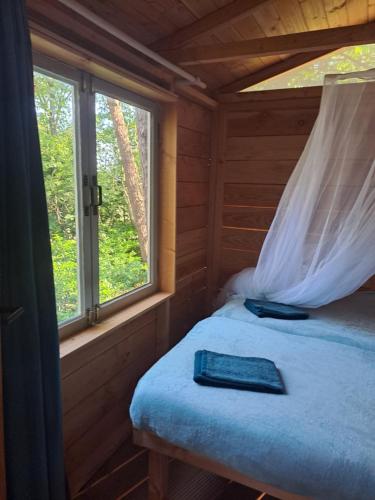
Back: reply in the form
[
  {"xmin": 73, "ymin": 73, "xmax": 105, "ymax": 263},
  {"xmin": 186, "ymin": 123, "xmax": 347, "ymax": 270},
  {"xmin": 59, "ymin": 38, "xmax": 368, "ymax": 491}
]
[{"xmin": 1, "ymin": 1, "xmax": 375, "ymax": 499}]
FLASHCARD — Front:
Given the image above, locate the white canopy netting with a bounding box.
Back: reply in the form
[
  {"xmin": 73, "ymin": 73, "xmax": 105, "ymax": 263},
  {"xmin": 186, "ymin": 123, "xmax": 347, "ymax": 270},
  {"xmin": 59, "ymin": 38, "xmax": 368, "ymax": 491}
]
[{"xmin": 223, "ymin": 69, "xmax": 375, "ymax": 308}]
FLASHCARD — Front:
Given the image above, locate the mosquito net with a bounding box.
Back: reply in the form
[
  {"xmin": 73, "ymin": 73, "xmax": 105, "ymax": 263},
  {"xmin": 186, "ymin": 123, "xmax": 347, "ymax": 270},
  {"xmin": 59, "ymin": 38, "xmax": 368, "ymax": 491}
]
[{"xmin": 223, "ymin": 69, "xmax": 375, "ymax": 308}]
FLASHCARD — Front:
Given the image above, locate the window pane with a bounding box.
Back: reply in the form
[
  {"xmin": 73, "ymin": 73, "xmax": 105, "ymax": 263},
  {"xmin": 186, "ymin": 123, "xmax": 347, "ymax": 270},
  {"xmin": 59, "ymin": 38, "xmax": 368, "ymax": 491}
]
[
  {"xmin": 245, "ymin": 44, "xmax": 375, "ymax": 92},
  {"xmin": 34, "ymin": 70, "xmax": 81, "ymax": 323},
  {"xmin": 95, "ymin": 93, "xmax": 151, "ymax": 304}
]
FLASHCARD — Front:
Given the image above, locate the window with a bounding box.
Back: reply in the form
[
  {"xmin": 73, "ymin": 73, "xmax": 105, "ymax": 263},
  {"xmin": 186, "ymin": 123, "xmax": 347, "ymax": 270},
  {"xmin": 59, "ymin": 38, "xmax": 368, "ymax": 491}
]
[
  {"xmin": 34, "ymin": 69, "xmax": 81, "ymax": 324},
  {"xmin": 244, "ymin": 44, "xmax": 375, "ymax": 92},
  {"xmin": 33, "ymin": 55, "xmax": 158, "ymax": 333}
]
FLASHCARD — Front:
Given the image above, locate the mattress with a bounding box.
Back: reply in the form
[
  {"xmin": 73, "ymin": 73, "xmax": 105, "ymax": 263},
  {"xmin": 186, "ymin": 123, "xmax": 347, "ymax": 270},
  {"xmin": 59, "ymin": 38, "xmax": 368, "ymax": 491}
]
[
  {"xmin": 130, "ymin": 313, "xmax": 375, "ymax": 500},
  {"xmin": 213, "ymin": 291, "xmax": 375, "ymax": 351}
]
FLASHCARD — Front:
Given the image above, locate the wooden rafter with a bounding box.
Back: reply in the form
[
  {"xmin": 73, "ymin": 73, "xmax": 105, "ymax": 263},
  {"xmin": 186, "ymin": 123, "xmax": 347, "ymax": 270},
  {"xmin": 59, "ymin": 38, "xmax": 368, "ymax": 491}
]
[
  {"xmin": 218, "ymin": 50, "xmax": 332, "ymax": 93},
  {"xmin": 161, "ymin": 22, "xmax": 375, "ymax": 66},
  {"xmin": 150, "ymin": 0, "xmax": 268, "ymax": 51}
]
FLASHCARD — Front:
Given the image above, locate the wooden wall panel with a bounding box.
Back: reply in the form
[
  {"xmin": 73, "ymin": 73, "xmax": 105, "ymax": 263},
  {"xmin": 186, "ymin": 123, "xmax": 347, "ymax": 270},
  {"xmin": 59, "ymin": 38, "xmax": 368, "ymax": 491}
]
[
  {"xmin": 177, "ymin": 182, "xmax": 209, "ymax": 207},
  {"xmin": 176, "ymin": 249, "xmax": 207, "ymax": 281},
  {"xmin": 62, "ymin": 313, "xmax": 158, "ymax": 492},
  {"xmin": 62, "ymin": 323, "xmax": 156, "ymax": 416},
  {"xmin": 215, "ymin": 87, "xmax": 375, "ymax": 293},
  {"xmin": 224, "ymin": 184, "xmax": 285, "ymax": 206},
  {"xmin": 225, "ymin": 135, "xmax": 309, "ymax": 161},
  {"xmin": 177, "ymin": 156, "xmax": 210, "ymax": 182},
  {"xmin": 226, "ymin": 109, "xmax": 317, "ymax": 137},
  {"xmin": 215, "ymin": 88, "xmax": 320, "ymax": 289},
  {"xmin": 177, "ymin": 127, "xmax": 210, "ymax": 158},
  {"xmin": 60, "ymin": 310, "xmax": 156, "ymax": 379},
  {"xmin": 224, "ymin": 160, "xmax": 294, "ymax": 184},
  {"xmin": 176, "ymin": 227, "xmax": 208, "ymax": 256},
  {"xmin": 177, "ymin": 205, "xmax": 208, "ymax": 233},
  {"xmin": 220, "ymin": 248, "xmax": 259, "ymax": 285},
  {"xmin": 363, "ymin": 275, "xmax": 375, "ymax": 290},
  {"xmin": 171, "ymin": 98, "xmax": 212, "ymax": 345},
  {"xmin": 221, "ymin": 227, "xmax": 266, "ymax": 253},
  {"xmin": 222, "ymin": 206, "xmax": 275, "ymax": 230}
]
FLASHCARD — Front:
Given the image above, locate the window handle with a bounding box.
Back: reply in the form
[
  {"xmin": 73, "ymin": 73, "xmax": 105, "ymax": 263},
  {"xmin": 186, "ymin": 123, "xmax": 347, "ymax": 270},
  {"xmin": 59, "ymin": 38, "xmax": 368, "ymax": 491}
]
[
  {"xmin": 91, "ymin": 185, "xmax": 103, "ymax": 215},
  {"xmin": 95, "ymin": 185, "xmax": 103, "ymax": 207}
]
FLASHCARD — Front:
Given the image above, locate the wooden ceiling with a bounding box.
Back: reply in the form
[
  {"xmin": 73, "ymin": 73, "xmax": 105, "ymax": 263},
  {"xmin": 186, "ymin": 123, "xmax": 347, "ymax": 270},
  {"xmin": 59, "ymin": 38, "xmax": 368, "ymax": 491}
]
[{"xmin": 27, "ymin": 0, "xmax": 375, "ymax": 94}]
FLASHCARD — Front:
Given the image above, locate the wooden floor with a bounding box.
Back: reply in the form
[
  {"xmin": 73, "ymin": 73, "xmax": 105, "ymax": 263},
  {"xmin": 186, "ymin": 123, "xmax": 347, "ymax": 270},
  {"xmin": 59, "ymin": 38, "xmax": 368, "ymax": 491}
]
[{"xmin": 73, "ymin": 438, "xmax": 278, "ymax": 500}]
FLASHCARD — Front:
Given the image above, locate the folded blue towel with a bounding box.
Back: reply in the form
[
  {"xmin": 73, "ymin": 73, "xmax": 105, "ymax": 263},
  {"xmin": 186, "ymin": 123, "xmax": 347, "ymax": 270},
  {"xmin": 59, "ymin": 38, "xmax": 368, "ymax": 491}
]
[
  {"xmin": 244, "ymin": 299, "xmax": 309, "ymax": 320},
  {"xmin": 194, "ymin": 350, "xmax": 285, "ymax": 394}
]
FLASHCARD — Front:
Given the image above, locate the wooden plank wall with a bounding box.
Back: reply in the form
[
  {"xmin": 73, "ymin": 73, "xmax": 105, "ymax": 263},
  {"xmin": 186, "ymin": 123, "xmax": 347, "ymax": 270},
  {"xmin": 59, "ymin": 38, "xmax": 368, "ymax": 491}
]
[
  {"xmin": 61, "ymin": 309, "xmax": 158, "ymax": 493},
  {"xmin": 62, "ymin": 96, "xmax": 213, "ymax": 495},
  {"xmin": 215, "ymin": 87, "xmax": 321, "ymax": 289},
  {"xmin": 170, "ymin": 97, "xmax": 212, "ymax": 346},
  {"xmin": 214, "ymin": 86, "xmax": 375, "ymax": 293}
]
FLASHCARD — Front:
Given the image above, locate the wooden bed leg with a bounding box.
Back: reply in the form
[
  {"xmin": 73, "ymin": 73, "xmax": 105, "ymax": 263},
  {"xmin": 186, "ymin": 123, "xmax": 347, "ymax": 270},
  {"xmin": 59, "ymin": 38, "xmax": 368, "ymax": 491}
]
[{"xmin": 148, "ymin": 450, "xmax": 169, "ymax": 500}]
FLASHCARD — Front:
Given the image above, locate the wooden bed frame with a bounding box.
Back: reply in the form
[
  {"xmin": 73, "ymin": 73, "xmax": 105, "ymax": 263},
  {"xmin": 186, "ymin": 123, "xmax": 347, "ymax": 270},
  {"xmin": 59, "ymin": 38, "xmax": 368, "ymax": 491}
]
[{"xmin": 133, "ymin": 429, "xmax": 310, "ymax": 500}]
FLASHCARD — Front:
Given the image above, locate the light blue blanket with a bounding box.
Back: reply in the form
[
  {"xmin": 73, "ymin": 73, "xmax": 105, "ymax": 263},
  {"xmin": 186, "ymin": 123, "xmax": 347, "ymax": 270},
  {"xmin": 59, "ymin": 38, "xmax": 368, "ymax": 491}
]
[
  {"xmin": 214, "ymin": 292, "xmax": 375, "ymax": 351},
  {"xmin": 130, "ymin": 315, "xmax": 375, "ymax": 499}
]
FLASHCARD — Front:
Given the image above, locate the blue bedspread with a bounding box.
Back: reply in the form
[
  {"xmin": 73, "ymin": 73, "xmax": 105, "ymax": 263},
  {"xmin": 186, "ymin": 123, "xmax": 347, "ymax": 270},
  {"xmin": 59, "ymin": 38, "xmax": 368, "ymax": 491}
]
[
  {"xmin": 214, "ymin": 292, "xmax": 375, "ymax": 351},
  {"xmin": 130, "ymin": 315, "xmax": 375, "ymax": 500}
]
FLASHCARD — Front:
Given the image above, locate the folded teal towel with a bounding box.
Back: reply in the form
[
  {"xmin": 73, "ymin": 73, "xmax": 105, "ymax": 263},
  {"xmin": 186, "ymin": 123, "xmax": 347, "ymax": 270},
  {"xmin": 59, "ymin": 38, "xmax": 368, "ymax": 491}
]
[
  {"xmin": 194, "ymin": 350, "xmax": 285, "ymax": 394},
  {"xmin": 244, "ymin": 299, "xmax": 309, "ymax": 320}
]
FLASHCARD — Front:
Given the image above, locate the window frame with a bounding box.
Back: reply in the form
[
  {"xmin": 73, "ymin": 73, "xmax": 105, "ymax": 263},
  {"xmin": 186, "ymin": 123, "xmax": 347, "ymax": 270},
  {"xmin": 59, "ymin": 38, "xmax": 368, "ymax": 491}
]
[
  {"xmin": 33, "ymin": 52, "xmax": 160, "ymax": 337},
  {"xmin": 90, "ymin": 76, "xmax": 159, "ymax": 321}
]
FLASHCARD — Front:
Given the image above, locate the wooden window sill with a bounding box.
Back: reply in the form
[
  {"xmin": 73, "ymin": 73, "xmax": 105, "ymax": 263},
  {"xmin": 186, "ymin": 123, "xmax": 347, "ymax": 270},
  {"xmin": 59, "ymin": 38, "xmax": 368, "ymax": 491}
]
[{"xmin": 59, "ymin": 291, "xmax": 172, "ymax": 360}]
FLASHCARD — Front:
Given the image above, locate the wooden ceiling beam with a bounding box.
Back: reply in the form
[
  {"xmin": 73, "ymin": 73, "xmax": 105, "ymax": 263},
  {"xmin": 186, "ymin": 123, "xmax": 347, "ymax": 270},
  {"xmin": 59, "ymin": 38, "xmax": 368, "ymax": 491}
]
[
  {"xmin": 150, "ymin": 0, "xmax": 268, "ymax": 51},
  {"xmin": 161, "ymin": 22, "xmax": 375, "ymax": 66},
  {"xmin": 217, "ymin": 50, "xmax": 332, "ymax": 93}
]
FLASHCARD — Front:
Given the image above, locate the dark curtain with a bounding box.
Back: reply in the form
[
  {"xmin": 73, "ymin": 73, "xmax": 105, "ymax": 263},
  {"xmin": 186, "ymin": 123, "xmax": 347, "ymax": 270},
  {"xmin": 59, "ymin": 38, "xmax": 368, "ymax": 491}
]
[{"xmin": 0, "ymin": 1, "xmax": 66, "ymax": 498}]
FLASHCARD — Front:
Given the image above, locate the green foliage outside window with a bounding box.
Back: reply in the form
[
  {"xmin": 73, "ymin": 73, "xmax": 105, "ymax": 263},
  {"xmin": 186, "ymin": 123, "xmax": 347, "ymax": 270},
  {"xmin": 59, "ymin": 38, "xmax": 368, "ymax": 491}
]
[
  {"xmin": 95, "ymin": 94, "xmax": 148, "ymax": 304},
  {"xmin": 246, "ymin": 44, "xmax": 375, "ymax": 92},
  {"xmin": 34, "ymin": 72, "xmax": 148, "ymax": 323}
]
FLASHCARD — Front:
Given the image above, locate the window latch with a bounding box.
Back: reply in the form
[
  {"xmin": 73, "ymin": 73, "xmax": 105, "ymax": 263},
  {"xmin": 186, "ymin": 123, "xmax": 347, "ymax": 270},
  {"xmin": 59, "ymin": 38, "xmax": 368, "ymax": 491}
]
[
  {"xmin": 90, "ymin": 185, "xmax": 103, "ymax": 215},
  {"xmin": 90, "ymin": 175, "xmax": 103, "ymax": 215},
  {"xmin": 83, "ymin": 175, "xmax": 103, "ymax": 215}
]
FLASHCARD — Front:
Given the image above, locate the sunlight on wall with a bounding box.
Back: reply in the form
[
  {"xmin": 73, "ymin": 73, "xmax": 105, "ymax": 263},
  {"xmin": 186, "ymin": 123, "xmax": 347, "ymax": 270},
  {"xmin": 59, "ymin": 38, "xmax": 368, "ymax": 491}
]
[{"xmin": 243, "ymin": 44, "xmax": 375, "ymax": 92}]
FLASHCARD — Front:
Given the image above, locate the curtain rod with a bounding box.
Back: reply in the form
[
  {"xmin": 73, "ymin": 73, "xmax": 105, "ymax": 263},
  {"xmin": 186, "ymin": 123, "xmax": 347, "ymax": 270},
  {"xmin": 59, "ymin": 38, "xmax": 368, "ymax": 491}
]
[{"xmin": 57, "ymin": 0, "xmax": 207, "ymax": 90}]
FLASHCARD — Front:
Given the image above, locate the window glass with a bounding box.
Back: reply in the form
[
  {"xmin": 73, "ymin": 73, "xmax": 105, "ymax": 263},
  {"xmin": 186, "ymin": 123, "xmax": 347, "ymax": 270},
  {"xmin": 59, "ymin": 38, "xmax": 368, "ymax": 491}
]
[
  {"xmin": 33, "ymin": 60, "xmax": 157, "ymax": 330},
  {"xmin": 244, "ymin": 44, "xmax": 375, "ymax": 92},
  {"xmin": 95, "ymin": 94, "xmax": 151, "ymax": 304},
  {"xmin": 34, "ymin": 70, "xmax": 81, "ymax": 323}
]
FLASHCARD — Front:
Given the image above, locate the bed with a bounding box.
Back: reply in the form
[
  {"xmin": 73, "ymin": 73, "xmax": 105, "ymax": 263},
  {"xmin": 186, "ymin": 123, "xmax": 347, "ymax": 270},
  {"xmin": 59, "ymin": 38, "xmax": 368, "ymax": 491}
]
[{"xmin": 130, "ymin": 292, "xmax": 375, "ymax": 500}]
